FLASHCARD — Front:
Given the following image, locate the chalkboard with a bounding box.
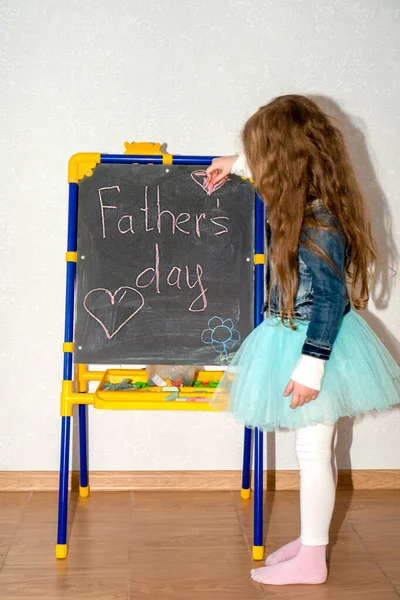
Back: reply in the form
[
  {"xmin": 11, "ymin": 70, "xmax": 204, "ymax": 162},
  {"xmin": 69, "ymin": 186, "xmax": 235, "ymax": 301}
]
[{"xmin": 74, "ymin": 163, "xmax": 255, "ymax": 365}]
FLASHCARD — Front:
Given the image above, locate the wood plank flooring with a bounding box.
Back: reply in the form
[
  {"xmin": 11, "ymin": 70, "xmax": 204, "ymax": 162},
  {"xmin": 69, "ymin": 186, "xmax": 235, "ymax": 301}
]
[{"xmin": 0, "ymin": 490, "xmax": 399, "ymax": 599}]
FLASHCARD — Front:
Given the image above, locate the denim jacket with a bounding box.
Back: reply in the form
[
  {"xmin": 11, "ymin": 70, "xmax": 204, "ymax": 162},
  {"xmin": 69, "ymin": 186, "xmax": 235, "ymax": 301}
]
[{"xmin": 265, "ymin": 201, "xmax": 351, "ymax": 360}]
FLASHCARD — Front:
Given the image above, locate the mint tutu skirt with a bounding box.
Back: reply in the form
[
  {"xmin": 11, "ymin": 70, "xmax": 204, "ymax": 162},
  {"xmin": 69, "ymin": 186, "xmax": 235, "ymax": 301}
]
[{"xmin": 212, "ymin": 310, "xmax": 400, "ymax": 431}]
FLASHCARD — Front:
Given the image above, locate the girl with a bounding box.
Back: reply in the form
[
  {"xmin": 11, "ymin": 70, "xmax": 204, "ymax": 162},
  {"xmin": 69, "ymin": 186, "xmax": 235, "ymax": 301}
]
[{"xmin": 206, "ymin": 95, "xmax": 400, "ymax": 586}]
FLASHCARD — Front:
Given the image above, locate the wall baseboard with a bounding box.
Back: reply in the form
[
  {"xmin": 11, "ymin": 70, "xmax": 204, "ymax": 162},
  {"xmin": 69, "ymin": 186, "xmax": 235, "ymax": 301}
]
[{"xmin": 1, "ymin": 470, "xmax": 399, "ymax": 492}]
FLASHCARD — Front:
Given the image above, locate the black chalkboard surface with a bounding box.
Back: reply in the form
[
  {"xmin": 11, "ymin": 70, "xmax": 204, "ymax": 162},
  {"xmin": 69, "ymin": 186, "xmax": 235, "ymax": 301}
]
[{"xmin": 74, "ymin": 163, "xmax": 255, "ymax": 365}]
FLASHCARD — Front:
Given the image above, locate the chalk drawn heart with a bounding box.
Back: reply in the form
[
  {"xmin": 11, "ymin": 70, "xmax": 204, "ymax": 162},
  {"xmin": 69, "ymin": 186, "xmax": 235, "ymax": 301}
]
[
  {"xmin": 191, "ymin": 170, "xmax": 228, "ymax": 195},
  {"xmin": 83, "ymin": 287, "xmax": 144, "ymax": 339}
]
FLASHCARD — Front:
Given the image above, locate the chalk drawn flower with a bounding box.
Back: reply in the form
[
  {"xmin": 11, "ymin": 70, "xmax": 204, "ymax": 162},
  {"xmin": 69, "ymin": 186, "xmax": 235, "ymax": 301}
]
[{"xmin": 201, "ymin": 317, "xmax": 241, "ymax": 357}]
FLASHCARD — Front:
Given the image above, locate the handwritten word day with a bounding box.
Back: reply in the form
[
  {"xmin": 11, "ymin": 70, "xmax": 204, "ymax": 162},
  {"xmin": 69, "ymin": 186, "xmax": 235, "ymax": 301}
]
[{"xmin": 94, "ymin": 180, "xmax": 231, "ymax": 313}]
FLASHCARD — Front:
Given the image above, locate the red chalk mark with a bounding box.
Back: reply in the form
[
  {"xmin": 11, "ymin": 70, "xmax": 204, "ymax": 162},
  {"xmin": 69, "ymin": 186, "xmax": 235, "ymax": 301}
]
[
  {"xmin": 176, "ymin": 213, "xmax": 191, "ymax": 234},
  {"xmin": 140, "ymin": 186, "xmax": 154, "ymax": 232},
  {"xmin": 195, "ymin": 213, "xmax": 206, "ymax": 237},
  {"xmin": 210, "ymin": 216, "xmax": 229, "ymax": 235},
  {"xmin": 191, "ymin": 170, "xmax": 227, "ymax": 196},
  {"xmin": 157, "ymin": 185, "xmax": 177, "ymax": 233},
  {"xmin": 135, "ymin": 243, "xmax": 160, "ymax": 293},
  {"xmin": 118, "ymin": 215, "xmax": 134, "ymax": 234},
  {"xmin": 167, "ymin": 266, "xmax": 182, "ymax": 289},
  {"xmin": 186, "ymin": 264, "xmax": 208, "ymax": 312},
  {"xmin": 118, "ymin": 290, "xmax": 127, "ymax": 303},
  {"xmin": 98, "ymin": 186, "xmax": 120, "ymax": 238},
  {"xmin": 208, "ymin": 170, "xmax": 219, "ymax": 194},
  {"xmin": 83, "ymin": 286, "xmax": 144, "ymax": 339}
]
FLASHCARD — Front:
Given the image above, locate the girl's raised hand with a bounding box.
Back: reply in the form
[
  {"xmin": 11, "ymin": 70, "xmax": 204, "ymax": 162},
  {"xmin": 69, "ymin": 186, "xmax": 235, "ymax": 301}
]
[
  {"xmin": 283, "ymin": 380, "xmax": 319, "ymax": 409},
  {"xmin": 206, "ymin": 155, "xmax": 238, "ymax": 184}
]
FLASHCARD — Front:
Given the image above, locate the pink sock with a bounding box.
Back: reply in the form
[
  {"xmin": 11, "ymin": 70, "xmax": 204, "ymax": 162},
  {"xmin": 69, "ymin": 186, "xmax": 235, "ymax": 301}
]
[
  {"xmin": 265, "ymin": 537, "xmax": 302, "ymax": 565},
  {"xmin": 251, "ymin": 543, "xmax": 328, "ymax": 585}
]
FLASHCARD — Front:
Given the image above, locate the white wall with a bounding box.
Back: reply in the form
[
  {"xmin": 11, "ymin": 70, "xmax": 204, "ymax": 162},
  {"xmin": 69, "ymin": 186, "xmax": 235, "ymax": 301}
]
[{"xmin": 1, "ymin": 0, "xmax": 399, "ymax": 472}]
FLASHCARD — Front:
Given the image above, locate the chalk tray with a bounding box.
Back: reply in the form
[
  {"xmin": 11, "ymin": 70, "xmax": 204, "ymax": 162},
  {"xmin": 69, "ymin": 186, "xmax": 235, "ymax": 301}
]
[{"xmin": 93, "ymin": 369, "xmax": 227, "ymax": 411}]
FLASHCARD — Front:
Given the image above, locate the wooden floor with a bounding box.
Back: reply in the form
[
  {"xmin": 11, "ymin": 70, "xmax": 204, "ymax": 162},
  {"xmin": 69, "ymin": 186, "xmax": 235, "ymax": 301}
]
[{"xmin": 0, "ymin": 490, "xmax": 399, "ymax": 599}]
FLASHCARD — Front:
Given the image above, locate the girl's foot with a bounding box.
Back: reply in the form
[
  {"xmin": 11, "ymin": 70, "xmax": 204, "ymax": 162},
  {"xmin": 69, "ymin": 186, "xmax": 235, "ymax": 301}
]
[
  {"xmin": 265, "ymin": 537, "xmax": 302, "ymax": 565},
  {"xmin": 251, "ymin": 543, "xmax": 328, "ymax": 585}
]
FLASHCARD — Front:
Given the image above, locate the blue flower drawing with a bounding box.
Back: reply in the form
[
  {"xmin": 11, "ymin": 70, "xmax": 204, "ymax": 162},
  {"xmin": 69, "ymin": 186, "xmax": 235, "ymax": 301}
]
[{"xmin": 201, "ymin": 317, "xmax": 241, "ymax": 358}]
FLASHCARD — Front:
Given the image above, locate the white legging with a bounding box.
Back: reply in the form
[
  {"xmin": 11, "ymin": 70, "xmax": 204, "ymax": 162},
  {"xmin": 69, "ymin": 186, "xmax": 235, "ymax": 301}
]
[{"xmin": 295, "ymin": 423, "xmax": 337, "ymax": 546}]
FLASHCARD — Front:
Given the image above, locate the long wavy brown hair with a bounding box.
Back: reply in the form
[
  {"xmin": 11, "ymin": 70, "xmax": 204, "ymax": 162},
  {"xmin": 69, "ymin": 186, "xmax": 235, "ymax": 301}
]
[{"xmin": 242, "ymin": 95, "xmax": 377, "ymax": 325}]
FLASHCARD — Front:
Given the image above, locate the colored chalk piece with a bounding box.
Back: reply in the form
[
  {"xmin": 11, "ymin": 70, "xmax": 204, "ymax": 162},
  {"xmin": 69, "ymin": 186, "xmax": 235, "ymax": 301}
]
[
  {"xmin": 102, "ymin": 379, "xmax": 137, "ymax": 391},
  {"xmin": 188, "ymin": 397, "xmax": 208, "ymax": 402},
  {"xmin": 152, "ymin": 374, "xmax": 167, "ymax": 387}
]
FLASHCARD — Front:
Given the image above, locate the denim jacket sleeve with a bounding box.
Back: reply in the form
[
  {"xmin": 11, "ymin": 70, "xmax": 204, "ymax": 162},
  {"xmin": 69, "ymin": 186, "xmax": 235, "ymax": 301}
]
[{"xmin": 298, "ymin": 222, "xmax": 349, "ymax": 360}]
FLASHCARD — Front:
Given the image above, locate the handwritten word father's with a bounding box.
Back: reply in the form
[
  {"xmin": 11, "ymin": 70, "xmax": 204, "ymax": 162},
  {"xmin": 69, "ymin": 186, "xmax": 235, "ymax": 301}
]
[{"xmin": 98, "ymin": 185, "xmax": 229, "ymax": 239}]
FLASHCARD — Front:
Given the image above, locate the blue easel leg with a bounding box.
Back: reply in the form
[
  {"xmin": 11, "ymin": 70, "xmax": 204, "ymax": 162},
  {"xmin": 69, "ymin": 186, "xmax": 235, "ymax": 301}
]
[
  {"xmin": 56, "ymin": 416, "xmax": 71, "ymax": 559},
  {"xmin": 252, "ymin": 427, "xmax": 264, "ymax": 560},
  {"xmin": 241, "ymin": 427, "xmax": 252, "ymax": 499},
  {"xmin": 78, "ymin": 405, "xmax": 90, "ymax": 497}
]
